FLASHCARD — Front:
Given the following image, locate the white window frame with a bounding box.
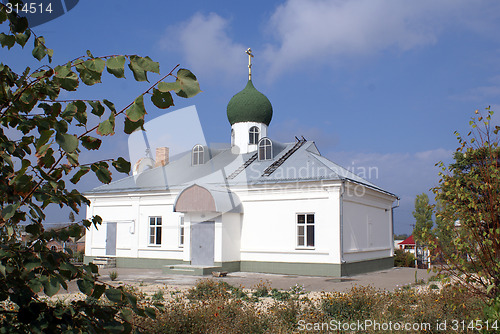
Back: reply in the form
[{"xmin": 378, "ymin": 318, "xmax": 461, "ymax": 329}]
[
  {"xmin": 179, "ymin": 216, "xmax": 185, "ymax": 248},
  {"xmin": 296, "ymin": 213, "xmax": 315, "ymax": 248},
  {"xmin": 149, "ymin": 216, "xmax": 162, "ymax": 246},
  {"xmin": 258, "ymin": 138, "xmax": 272, "ymax": 160},
  {"xmin": 249, "ymin": 126, "xmax": 260, "ymax": 144},
  {"xmin": 192, "ymin": 145, "xmax": 204, "ymax": 165}
]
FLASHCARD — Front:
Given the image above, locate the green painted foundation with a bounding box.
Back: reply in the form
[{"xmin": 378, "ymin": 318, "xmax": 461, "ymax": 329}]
[{"xmin": 85, "ymin": 256, "xmax": 393, "ymax": 277}]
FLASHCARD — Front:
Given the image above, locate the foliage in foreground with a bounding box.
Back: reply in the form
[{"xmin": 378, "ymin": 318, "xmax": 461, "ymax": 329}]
[
  {"xmin": 135, "ymin": 279, "xmax": 486, "ymax": 334},
  {"xmin": 421, "ymin": 108, "xmax": 500, "ymax": 299},
  {"xmin": 0, "ymin": 1, "xmax": 200, "ymax": 332}
]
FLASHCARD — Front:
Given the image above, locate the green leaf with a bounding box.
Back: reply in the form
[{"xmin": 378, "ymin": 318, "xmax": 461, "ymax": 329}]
[
  {"xmin": 112, "ymin": 157, "xmax": 131, "ymax": 174},
  {"xmin": 81, "ymin": 136, "xmax": 102, "ymax": 150},
  {"xmin": 96, "ymin": 113, "xmax": 115, "ymax": 136},
  {"xmin": 32, "ymin": 37, "xmax": 47, "ymax": 61},
  {"xmin": 92, "ymin": 162, "xmax": 112, "ymax": 184},
  {"xmin": 74, "ymin": 100, "xmax": 87, "ymax": 124},
  {"xmin": 0, "ymin": 33, "xmax": 15, "ymax": 49},
  {"xmin": 43, "ymin": 276, "xmax": 60, "ymax": 297},
  {"xmin": 151, "ymin": 89, "xmax": 174, "ymax": 109},
  {"xmin": 106, "ymin": 56, "xmax": 126, "ymax": 78},
  {"xmin": 9, "ymin": 14, "xmax": 28, "ymax": 33},
  {"xmin": 157, "ymin": 81, "xmax": 180, "ymax": 92},
  {"xmin": 124, "ymin": 117, "xmax": 144, "ymax": 134},
  {"xmin": 55, "ymin": 133, "xmax": 78, "ymax": 153},
  {"xmin": 105, "ymin": 287, "xmax": 122, "ymax": 303},
  {"xmin": 61, "ymin": 103, "xmax": 78, "ymax": 121},
  {"xmin": 67, "ymin": 151, "xmax": 79, "ymax": 166},
  {"xmin": 77, "ymin": 279, "xmax": 94, "ymax": 296},
  {"xmin": 15, "ymin": 30, "xmax": 30, "ymax": 47},
  {"xmin": 2, "ymin": 202, "xmax": 20, "ymax": 220},
  {"xmin": 131, "ymin": 56, "xmax": 160, "ymax": 74},
  {"xmin": 144, "ymin": 307, "xmax": 157, "ymax": 319},
  {"xmin": 128, "ymin": 61, "xmax": 147, "ymax": 82},
  {"xmin": 125, "ymin": 95, "xmax": 146, "ymax": 122},
  {"xmin": 103, "ymin": 99, "xmax": 116, "ymax": 112},
  {"xmin": 175, "ymin": 69, "xmax": 201, "ymax": 98},
  {"xmin": 35, "ymin": 130, "xmax": 54, "ymax": 153},
  {"xmin": 84, "ymin": 58, "xmax": 105, "ymax": 73},
  {"xmin": 92, "ymin": 283, "xmax": 106, "ymax": 299},
  {"xmin": 89, "ymin": 100, "xmax": 105, "ymax": 117},
  {"xmin": 54, "ymin": 71, "xmax": 79, "ymax": 91}
]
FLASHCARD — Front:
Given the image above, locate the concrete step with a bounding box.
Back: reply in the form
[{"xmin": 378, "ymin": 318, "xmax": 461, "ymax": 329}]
[
  {"xmin": 92, "ymin": 257, "xmax": 116, "ymax": 269},
  {"xmin": 163, "ymin": 264, "xmax": 223, "ymax": 276}
]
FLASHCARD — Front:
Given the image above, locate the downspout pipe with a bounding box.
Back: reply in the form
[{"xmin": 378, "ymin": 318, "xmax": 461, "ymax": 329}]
[
  {"xmin": 391, "ymin": 198, "xmax": 400, "ymax": 257},
  {"xmin": 340, "ymin": 180, "xmax": 345, "ymax": 265}
]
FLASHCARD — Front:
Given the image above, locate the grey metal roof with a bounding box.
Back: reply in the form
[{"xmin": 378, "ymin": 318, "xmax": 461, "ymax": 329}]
[{"xmin": 86, "ymin": 140, "xmax": 395, "ymax": 197}]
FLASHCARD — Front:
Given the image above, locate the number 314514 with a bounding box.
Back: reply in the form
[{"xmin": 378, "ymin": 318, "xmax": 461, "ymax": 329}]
[{"xmin": 5, "ymin": 2, "xmax": 53, "ymax": 14}]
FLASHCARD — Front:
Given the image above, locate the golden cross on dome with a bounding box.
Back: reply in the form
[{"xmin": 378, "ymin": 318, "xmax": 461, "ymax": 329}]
[{"xmin": 246, "ymin": 48, "xmax": 254, "ymax": 80}]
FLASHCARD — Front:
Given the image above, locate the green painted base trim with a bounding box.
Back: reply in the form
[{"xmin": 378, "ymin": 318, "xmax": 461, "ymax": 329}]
[
  {"xmin": 214, "ymin": 261, "xmax": 241, "ymax": 272},
  {"xmin": 341, "ymin": 257, "xmax": 394, "ymax": 276},
  {"xmin": 241, "ymin": 261, "xmax": 341, "ymax": 277},
  {"xmin": 84, "ymin": 256, "xmax": 186, "ymax": 269},
  {"xmin": 83, "ymin": 256, "xmax": 394, "ymax": 277}
]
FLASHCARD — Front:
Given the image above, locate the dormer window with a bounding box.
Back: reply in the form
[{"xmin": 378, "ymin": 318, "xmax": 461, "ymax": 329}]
[
  {"xmin": 249, "ymin": 126, "xmax": 260, "ymax": 144},
  {"xmin": 258, "ymin": 138, "xmax": 272, "ymax": 160},
  {"xmin": 192, "ymin": 145, "xmax": 204, "ymax": 165}
]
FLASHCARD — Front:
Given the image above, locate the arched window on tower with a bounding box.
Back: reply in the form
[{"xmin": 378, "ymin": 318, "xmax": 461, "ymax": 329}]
[
  {"xmin": 258, "ymin": 138, "xmax": 272, "ymax": 161},
  {"xmin": 231, "ymin": 129, "xmax": 235, "ymax": 146},
  {"xmin": 249, "ymin": 126, "xmax": 260, "ymax": 144},
  {"xmin": 192, "ymin": 145, "xmax": 204, "ymax": 165}
]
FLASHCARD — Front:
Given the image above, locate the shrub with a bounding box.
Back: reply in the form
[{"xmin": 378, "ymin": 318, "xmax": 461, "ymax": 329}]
[
  {"xmin": 187, "ymin": 279, "xmax": 231, "ymax": 300},
  {"xmin": 151, "ymin": 289, "xmax": 164, "ymax": 302},
  {"xmin": 109, "ymin": 270, "xmax": 119, "ymax": 281},
  {"xmin": 394, "ymin": 249, "xmax": 416, "ymax": 267}
]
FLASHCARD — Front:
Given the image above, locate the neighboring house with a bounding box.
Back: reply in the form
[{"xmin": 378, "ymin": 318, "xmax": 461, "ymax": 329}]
[
  {"xmin": 398, "ymin": 235, "xmax": 416, "ymax": 255},
  {"xmin": 398, "ymin": 235, "xmax": 431, "ymax": 268},
  {"xmin": 84, "ymin": 68, "xmax": 399, "ymax": 276}
]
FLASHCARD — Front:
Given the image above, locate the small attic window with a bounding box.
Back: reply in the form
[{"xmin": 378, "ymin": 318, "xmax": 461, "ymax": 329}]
[
  {"xmin": 258, "ymin": 138, "xmax": 272, "ymax": 161},
  {"xmin": 249, "ymin": 126, "xmax": 260, "ymax": 144},
  {"xmin": 192, "ymin": 145, "xmax": 204, "ymax": 165}
]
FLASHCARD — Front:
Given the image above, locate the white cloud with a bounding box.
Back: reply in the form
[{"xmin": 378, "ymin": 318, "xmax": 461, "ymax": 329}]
[
  {"xmin": 159, "ymin": 13, "xmax": 246, "ymax": 82},
  {"xmin": 261, "ymin": 0, "xmax": 500, "ymax": 78},
  {"xmin": 161, "ymin": 1, "xmax": 500, "ymax": 82}
]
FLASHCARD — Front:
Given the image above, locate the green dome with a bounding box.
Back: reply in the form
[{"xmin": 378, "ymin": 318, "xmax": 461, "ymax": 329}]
[{"xmin": 227, "ymin": 80, "xmax": 273, "ymax": 126}]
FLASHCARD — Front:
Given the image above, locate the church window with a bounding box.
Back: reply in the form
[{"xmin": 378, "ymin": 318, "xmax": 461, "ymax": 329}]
[
  {"xmin": 249, "ymin": 126, "xmax": 260, "ymax": 144},
  {"xmin": 297, "ymin": 213, "xmax": 315, "ymax": 247},
  {"xmin": 192, "ymin": 145, "xmax": 204, "ymax": 165},
  {"xmin": 149, "ymin": 216, "xmax": 162, "ymax": 245},
  {"xmin": 258, "ymin": 138, "xmax": 272, "ymax": 160},
  {"xmin": 231, "ymin": 129, "xmax": 235, "ymax": 146},
  {"xmin": 179, "ymin": 216, "xmax": 185, "ymax": 247}
]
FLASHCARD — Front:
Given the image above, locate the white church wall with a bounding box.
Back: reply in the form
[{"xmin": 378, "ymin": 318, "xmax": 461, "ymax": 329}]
[
  {"xmin": 238, "ymin": 184, "xmax": 341, "ymax": 264},
  {"xmin": 136, "ymin": 202, "xmax": 184, "ymax": 260},
  {"xmin": 221, "ymin": 213, "xmax": 242, "ymax": 262},
  {"xmin": 342, "ymin": 186, "xmax": 394, "ymax": 262}
]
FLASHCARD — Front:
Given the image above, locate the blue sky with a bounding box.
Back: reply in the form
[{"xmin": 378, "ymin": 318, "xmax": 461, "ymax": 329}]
[{"xmin": 3, "ymin": 0, "xmax": 500, "ymax": 234}]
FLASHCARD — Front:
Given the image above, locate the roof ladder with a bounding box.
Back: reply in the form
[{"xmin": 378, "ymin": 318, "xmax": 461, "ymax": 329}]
[
  {"xmin": 226, "ymin": 153, "xmax": 258, "ymax": 180},
  {"xmin": 261, "ymin": 139, "xmax": 306, "ymax": 176}
]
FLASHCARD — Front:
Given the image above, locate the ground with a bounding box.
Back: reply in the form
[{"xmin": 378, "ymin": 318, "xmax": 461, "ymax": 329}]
[{"xmin": 54, "ymin": 267, "xmax": 434, "ymax": 299}]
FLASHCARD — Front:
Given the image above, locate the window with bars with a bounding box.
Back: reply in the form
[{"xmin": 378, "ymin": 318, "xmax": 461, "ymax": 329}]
[
  {"xmin": 297, "ymin": 213, "xmax": 315, "ymax": 247},
  {"xmin": 179, "ymin": 216, "xmax": 185, "ymax": 247},
  {"xmin": 249, "ymin": 126, "xmax": 260, "ymax": 144},
  {"xmin": 149, "ymin": 216, "xmax": 162, "ymax": 245},
  {"xmin": 258, "ymin": 138, "xmax": 272, "ymax": 160},
  {"xmin": 192, "ymin": 145, "xmax": 204, "ymax": 165}
]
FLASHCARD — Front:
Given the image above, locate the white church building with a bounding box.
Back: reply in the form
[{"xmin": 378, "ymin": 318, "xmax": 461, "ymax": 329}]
[{"xmin": 84, "ymin": 56, "xmax": 398, "ymax": 276}]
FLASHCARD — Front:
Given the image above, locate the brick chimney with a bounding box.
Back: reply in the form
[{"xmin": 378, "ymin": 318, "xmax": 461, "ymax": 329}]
[{"xmin": 155, "ymin": 147, "xmax": 169, "ymax": 167}]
